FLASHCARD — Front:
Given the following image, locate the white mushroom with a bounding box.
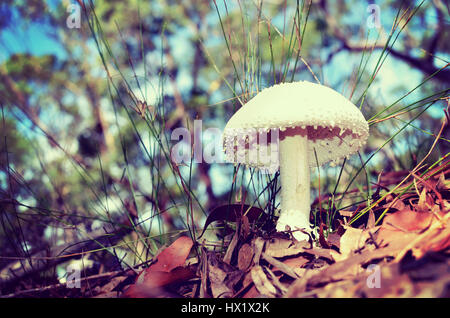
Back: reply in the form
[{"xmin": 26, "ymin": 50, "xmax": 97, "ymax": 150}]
[{"xmin": 222, "ymin": 81, "xmax": 369, "ymax": 241}]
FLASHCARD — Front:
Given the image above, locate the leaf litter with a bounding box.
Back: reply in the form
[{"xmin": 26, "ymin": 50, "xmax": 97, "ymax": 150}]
[{"xmin": 8, "ymin": 164, "xmax": 449, "ymax": 298}]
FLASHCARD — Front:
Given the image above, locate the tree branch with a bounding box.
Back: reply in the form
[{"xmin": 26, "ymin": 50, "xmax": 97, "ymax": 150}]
[{"xmin": 319, "ymin": 0, "xmax": 450, "ymax": 84}]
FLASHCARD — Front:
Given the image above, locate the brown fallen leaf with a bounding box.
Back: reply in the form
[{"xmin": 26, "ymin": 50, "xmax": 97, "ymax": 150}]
[
  {"xmin": 262, "ymin": 252, "xmax": 299, "ymax": 279},
  {"xmin": 284, "ymin": 268, "xmax": 321, "ymax": 297},
  {"xmin": 286, "ymin": 245, "xmax": 406, "ymax": 297},
  {"xmin": 338, "ymin": 210, "xmax": 354, "ymax": 218},
  {"xmin": 376, "ymin": 209, "xmax": 435, "ymax": 251},
  {"xmin": 414, "ymin": 220, "xmax": 450, "ymax": 257},
  {"xmin": 359, "ymin": 262, "xmax": 450, "ymax": 298},
  {"xmin": 207, "ymin": 252, "xmax": 244, "ymax": 298},
  {"xmin": 264, "ymin": 238, "xmax": 310, "ymax": 258},
  {"xmin": 377, "ymin": 228, "xmax": 418, "ymax": 251},
  {"xmin": 208, "ymin": 261, "xmax": 232, "ymax": 298},
  {"xmin": 290, "ymin": 230, "xmax": 448, "ymax": 298},
  {"xmin": 319, "ymin": 224, "xmax": 331, "ymax": 248},
  {"xmin": 237, "ymin": 243, "xmax": 254, "ymax": 271},
  {"xmin": 367, "ymin": 209, "xmax": 376, "ymax": 229},
  {"xmin": 251, "ymin": 265, "xmax": 277, "ymax": 297},
  {"xmin": 416, "ymin": 188, "xmax": 429, "ymax": 211},
  {"xmin": 223, "ymin": 220, "xmax": 240, "ymax": 264},
  {"xmin": 297, "ymin": 261, "xmax": 414, "ymax": 298},
  {"xmin": 302, "ymin": 248, "xmax": 337, "ymax": 262},
  {"xmin": 139, "ymin": 266, "xmax": 196, "ymax": 289},
  {"xmin": 252, "ymin": 237, "xmax": 266, "ymax": 264},
  {"xmin": 93, "ymin": 291, "xmax": 121, "ymax": 298},
  {"xmin": 149, "ymin": 236, "xmax": 194, "ymax": 272},
  {"xmin": 93, "ymin": 275, "xmax": 128, "ymax": 297},
  {"xmin": 264, "ymin": 266, "xmax": 288, "ymax": 294},
  {"xmin": 386, "ymin": 195, "xmax": 407, "ymax": 210},
  {"xmin": 198, "ymin": 247, "xmax": 209, "ymax": 298},
  {"xmin": 326, "ymin": 232, "xmax": 341, "ymax": 249},
  {"xmin": 281, "ymin": 256, "xmax": 309, "ymax": 271},
  {"xmin": 336, "ymin": 227, "xmax": 375, "ymax": 261},
  {"xmin": 384, "ymin": 209, "xmax": 434, "ymax": 232},
  {"xmin": 395, "ymin": 213, "xmax": 450, "ymax": 261},
  {"xmin": 122, "ymin": 236, "xmax": 195, "ymax": 297},
  {"xmin": 122, "ymin": 266, "xmax": 196, "ymax": 297}
]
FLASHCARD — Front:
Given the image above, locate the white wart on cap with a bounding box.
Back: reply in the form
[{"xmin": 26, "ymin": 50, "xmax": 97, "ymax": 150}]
[{"xmin": 222, "ymin": 81, "xmax": 369, "ymax": 240}]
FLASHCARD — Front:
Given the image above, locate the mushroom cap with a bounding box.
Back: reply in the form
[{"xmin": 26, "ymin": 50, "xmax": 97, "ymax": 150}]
[{"xmin": 222, "ymin": 81, "xmax": 369, "ymax": 169}]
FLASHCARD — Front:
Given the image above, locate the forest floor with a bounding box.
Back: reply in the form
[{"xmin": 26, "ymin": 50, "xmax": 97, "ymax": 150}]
[{"xmin": 2, "ymin": 160, "xmax": 449, "ymax": 298}]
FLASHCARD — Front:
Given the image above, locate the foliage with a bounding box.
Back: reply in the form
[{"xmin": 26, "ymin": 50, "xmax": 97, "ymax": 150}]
[{"xmin": 0, "ymin": 0, "xmax": 448, "ymax": 297}]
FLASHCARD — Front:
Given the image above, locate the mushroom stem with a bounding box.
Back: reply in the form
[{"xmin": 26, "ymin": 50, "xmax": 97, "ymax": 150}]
[{"xmin": 277, "ymin": 133, "xmax": 311, "ymax": 241}]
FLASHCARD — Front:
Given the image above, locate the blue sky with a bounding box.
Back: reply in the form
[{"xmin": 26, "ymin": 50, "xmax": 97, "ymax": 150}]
[{"xmin": 0, "ymin": 3, "xmax": 67, "ymax": 62}]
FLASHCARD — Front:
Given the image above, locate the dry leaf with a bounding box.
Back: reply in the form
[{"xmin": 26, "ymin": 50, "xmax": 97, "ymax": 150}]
[
  {"xmin": 140, "ymin": 266, "xmax": 196, "ymax": 289},
  {"xmin": 262, "ymin": 252, "xmax": 299, "ymax": 279},
  {"xmin": 93, "ymin": 291, "xmax": 121, "ymax": 298},
  {"xmin": 252, "ymin": 237, "xmax": 266, "ymax": 264},
  {"xmin": 282, "ymin": 257, "xmax": 309, "ymax": 271},
  {"xmin": 416, "ymin": 188, "xmax": 428, "ymax": 211},
  {"xmin": 207, "ymin": 252, "xmax": 244, "ymax": 298},
  {"xmin": 122, "ymin": 266, "xmax": 196, "ymax": 297},
  {"xmin": 377, "ymin": 228, "xmax": 418, "ymax": 251},
  {"xmin": 235, "ymin": 271, "xmax": 256, "ymax": 297},
  {"xmin": 208, "ymin": 260, "xmax": 233, "ymax": 298},
  {"xmin": 338, "ymin": 210, "xmax": 354, "ymax": 217},
  {"xmin": 294, "ymin": 248, "xmax": 450, "ymax": 298},
  {"xmin": 264, "ymin": 266, "xmax": 288, "ymax": 294},
  {"xmin": 122, "ymin": 236, "xmax": 195, "ymax": 297},
  {"xmin": 384, "ymin": 209, "xmax": 434, "ymax": 232},
  {"xmin": 326, "ymin": 233, "xmax": 341, "ymax": 249},
  {"xmin": 223, "ymin": 222, "xmax": 240, "ymax": 264},
  {"xmin": 150, "ymin": 236, "xmax": 194, "ymax": 272},
  {"xmin": 376, "ymin": 209, "xmax": 436, "ymax": 251},
  {"xmin": 303, "ymin": 248, "xmax": 337, "ymax": 262},
  {"xmin": 397, "ymin": 213, "xmax": 450, "ymax": 260},
  {"xmin": 337, "ymin": 227, "xmax": 372, "ymax": 260},
  {"xmin": 285, "ymin": 268, "xmax": 321, "ymax": 297},
  {"xmin": 250, "ymin": 265, "xmax": 277, "ymax": 297},
  {"xmin": 94, "ymin": 275, "xmax": 127, "ymax": 295},
  {"xmin": 435, "ymin": 172, "xmax": 448, "ymax": 191},
  {"xmin": 367, "ymin": 209, "xmax": 376, "ymax": 229},
  {"xmin": 287, "ymin": 245, "xmax": 407, "ymax": 297},
  {"xmin": 383, "ymin": 195, "xmax": 407, "ymax": 211},
  {"xmin": 264, "ymin": 238, "xmax": 309, "ymax": 258},
  {"xmin": 237, "ymin": 243, "xmax": 254, "ymax": 271}
]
